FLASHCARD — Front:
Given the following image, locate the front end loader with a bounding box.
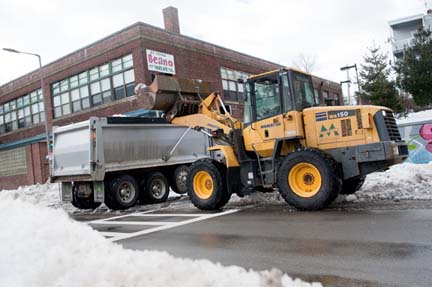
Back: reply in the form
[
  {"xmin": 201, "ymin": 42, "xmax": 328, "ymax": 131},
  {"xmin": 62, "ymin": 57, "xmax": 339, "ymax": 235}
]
[{"xmin": 136, "ymin": 68, "xmax": 408, "ymax": 211}]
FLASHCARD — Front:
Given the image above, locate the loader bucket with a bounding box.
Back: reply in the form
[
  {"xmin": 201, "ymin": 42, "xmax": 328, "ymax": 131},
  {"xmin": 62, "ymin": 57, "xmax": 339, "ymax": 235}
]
[{"xmin": 135, "ymin": 75, "xmax": 214, "ymax": 119}]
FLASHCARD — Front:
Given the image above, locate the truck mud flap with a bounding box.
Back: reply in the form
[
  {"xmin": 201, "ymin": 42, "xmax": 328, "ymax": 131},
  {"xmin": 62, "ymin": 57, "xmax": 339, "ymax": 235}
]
[
  {"xmin": 93, "ymin": 181, "xmax": 105, "ymax": 203},
  {"xmin": 61, "ymin": 182, "xmax": 73, "ymax": 202}
]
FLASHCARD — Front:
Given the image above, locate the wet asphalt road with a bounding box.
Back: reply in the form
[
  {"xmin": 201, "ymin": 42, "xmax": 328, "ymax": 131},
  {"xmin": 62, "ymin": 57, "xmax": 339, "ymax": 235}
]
[{"xmin": 74, "ymin": 200, "xmax": 432, "ymax": 287}]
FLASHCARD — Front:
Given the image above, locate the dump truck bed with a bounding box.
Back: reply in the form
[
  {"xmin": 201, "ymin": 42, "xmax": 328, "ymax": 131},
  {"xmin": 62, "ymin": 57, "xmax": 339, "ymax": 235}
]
[{"xmin": 51, "ymin": 116, "xmax": 210, "ymax": 182}]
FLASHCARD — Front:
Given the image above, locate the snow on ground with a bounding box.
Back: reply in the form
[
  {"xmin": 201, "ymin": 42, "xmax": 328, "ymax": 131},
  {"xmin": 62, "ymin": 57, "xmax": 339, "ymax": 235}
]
[
  {"xmin": 1, "ymin": 162, "xmax": 432, "ymax": 213},
  {"xmin": 345, "ymin": 162, "xmax": 432, "ymax": 202},
  {"xmin": 0, "ymin": 183, "xmax": 190, "ymax": 214},
  {"xmin": 397, "ymin": 109, "xmax": 432, "ymax": 125},
  {"xmin": 231, "ymin": 162, "xmax": 432, "ymax": 205},
  {"xmin": 0, "ymin": 195, "xmax": 320, "ymax": 287}
]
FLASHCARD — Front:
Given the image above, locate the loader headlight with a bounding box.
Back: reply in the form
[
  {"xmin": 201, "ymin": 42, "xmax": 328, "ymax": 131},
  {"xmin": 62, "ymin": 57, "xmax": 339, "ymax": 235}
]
[{"xmin": 382, "ymin": 110, "xmax": 387, "ymax": 117}]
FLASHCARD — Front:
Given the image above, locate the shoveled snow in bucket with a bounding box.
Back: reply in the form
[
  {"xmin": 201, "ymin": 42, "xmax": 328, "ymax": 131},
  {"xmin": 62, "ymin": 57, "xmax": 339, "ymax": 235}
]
[{"xmin": 0, "ymin": 196, "xmax": 321, "ymax": 287}]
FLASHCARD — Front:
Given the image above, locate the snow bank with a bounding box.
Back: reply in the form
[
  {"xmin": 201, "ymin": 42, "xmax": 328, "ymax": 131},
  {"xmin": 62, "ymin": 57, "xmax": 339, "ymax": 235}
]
[
  {"xmin": 0, "ymin": 182, "xmax": 69, "ymax": 209},
  {"xmin": 0, "ymin": 196, "xmax": 320, "ymax": 287},
  {"xmin": 0, "ymin": 183, "xmax": 189, "ymax": 214},
  {"xmin": 345, "ymin": 162, "xmax": 432, "ymax": 202},
  {"xmin": 397, "ymin": 109, "xmax": 432, "ymax": 125}
]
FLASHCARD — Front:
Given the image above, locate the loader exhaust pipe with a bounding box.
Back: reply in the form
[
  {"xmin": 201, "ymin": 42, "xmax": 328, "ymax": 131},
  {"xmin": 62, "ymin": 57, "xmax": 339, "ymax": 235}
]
[{"xmin": 135, "ymin": 75, "xmax": 214, "ymax": 120}]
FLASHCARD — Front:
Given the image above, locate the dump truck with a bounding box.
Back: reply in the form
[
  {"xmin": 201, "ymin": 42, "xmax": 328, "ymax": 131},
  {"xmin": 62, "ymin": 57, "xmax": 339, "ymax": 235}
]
[
  {"xmin": 136, "ymin": 68, "xmax": 409, "ymax": 210},
  {"xmin": 51, "ymin": 116, "xmax": 211, "ymax": 209}
]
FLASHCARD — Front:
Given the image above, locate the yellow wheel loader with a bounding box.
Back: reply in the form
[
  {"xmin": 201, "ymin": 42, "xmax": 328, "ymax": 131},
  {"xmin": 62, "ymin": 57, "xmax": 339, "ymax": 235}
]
[{"xmin": 136, "ymin": 68, "xmax": 408, "ymax": 211}]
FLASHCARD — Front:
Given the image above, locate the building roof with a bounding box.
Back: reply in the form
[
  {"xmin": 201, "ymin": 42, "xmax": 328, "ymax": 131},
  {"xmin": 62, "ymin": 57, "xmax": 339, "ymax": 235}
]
[{"xmin": 388, "ymin": 13, "xmax": 424, "ymax": 28}]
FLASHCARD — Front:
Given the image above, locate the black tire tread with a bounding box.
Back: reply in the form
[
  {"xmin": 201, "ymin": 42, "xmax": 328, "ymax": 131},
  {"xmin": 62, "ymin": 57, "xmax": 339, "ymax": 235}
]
[
  {"xmin": 140, "ymin": 172, "xmax": 170, "ymax": 204},
  {"xmin": 170, "ymin": 165, "xmax": 190, "ymax": 195}
]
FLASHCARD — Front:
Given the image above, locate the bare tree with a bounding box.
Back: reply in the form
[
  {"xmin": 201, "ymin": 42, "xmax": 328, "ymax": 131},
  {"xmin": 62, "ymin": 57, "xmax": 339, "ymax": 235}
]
[{"xmin": 292, "ymin": 53, "xmax": 316, "ymax": 73}]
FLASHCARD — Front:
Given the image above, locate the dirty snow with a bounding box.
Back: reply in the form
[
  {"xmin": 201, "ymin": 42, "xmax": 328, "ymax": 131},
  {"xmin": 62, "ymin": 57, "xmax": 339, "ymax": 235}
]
[
  {"xmin": 0, "ymin": 195, "xmax": 320, "ymax": 287},
  {"xmin": 345, "ymin": 162, "xmax": 432, "ymax": 202}
]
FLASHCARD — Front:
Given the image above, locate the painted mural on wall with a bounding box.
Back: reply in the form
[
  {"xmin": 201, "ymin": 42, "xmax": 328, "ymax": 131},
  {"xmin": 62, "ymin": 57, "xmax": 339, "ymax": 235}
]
[{"xmin": 398, "ymin": 121, "xmax": 432, "ymax": 163}]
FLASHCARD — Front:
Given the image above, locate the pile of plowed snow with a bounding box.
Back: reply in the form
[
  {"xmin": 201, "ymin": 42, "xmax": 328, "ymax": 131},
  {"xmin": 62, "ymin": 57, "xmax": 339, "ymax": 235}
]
[
  {"xmin": 346, "ymin": 162, "xmax": 432, "ymax": 202},
  {"xmin": 0, "ymin": 195, "xmax": 320, "ymax": 287}
]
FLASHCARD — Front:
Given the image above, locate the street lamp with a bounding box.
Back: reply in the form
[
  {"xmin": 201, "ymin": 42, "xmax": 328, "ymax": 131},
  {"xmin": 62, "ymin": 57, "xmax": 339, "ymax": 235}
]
[
  {"xmin": 340, "ymin": 64, "xmax": 362, "ymax": 105},
  {"xmin": 3, "ymin": 48, "xmax": 51, "ymax": 174},
  {"xmin": 340, "ymin": 80, "xmax": 352, "ymax": 106}
]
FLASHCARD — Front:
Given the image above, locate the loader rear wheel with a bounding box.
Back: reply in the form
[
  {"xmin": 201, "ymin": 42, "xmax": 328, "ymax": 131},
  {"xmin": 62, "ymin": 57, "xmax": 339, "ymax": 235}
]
[
  {"xmin": 105, "ymin": 175, "xmax": 139, "ymax": 210},
  {"xmin": 277, "ymin": 149, "xmax": 342, "ymax": 211},
  {"xmin": 188, "ymin": 160, "xmax": 228, "ymax": 210},
  {"xmin": 170, "ymin": 165, "xmax": 189, "ymax": 194},
  {"xmin": 340, "ymin": 176, "xmax": 366, "ymax": 195}
]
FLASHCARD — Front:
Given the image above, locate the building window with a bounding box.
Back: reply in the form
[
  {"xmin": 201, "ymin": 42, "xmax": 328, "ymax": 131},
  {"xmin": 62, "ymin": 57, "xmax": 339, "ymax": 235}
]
[
  {"xmin": 51, "ymin": 54, "xmax": 135, "ymax": 118},
  {"xmin": 220, "ymin": 67, "xmax": 249, "ymax": 103},
  {"xmin": 322, "ymin": 90, "xmax": 329, "ymax": 99},
  {"xmin": 0, "ymin": 89, "xmax": 44, "ymax": 135}
]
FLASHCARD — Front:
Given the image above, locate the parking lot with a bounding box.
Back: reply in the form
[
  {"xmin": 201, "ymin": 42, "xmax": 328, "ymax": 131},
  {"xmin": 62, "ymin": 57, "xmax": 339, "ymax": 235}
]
[{"xmin": 71, "ymin": 198, "xmax": 432, "ymax": 287}]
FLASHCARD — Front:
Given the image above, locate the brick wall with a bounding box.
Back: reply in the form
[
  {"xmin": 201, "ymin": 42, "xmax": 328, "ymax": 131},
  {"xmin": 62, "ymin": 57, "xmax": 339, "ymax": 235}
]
[{"xmin": 0, "ymin": 142, "xmax": 48, "ymax": 190}]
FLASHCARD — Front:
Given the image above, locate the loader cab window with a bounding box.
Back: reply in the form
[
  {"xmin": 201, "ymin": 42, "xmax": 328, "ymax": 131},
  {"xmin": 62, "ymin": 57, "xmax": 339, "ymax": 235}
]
[
  {"xmin": 244, "ymin": 83, "xmax": 252, "ymax": 124},
  {"xmin": 281, "ymin": 73, "xmax": 293, "ymax": 112},
  {"xmin": 293, "ymin": 72, "xmax": 316, "ymax": 110},
  {"xmin": 253, "ymin": 75, "xmax": 282, "ymax": 121}
]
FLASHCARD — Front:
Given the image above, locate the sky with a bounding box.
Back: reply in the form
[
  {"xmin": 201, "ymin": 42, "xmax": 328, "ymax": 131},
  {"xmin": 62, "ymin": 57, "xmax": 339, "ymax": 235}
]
[{"xmin": 0, "ymin": 0, "xmax": 428, "ymax": 94}]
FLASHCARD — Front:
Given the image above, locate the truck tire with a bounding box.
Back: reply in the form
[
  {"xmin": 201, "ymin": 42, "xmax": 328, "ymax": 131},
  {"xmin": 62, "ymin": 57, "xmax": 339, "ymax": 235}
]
[
  {"xmin": 140, "ymin": 172, "xmax": 170, "ymax": 204},
  {"xmin": 71, "ymin": 184, "xmax": 102, "ymax": 209},
  {"xmin": 170, "ymin": 165, "xmax": 189, "ymax": 194},
  {"xmin": 105, "ymin": 175, "xmax": 139, "ymax": 210},
  {"xmin": 187, "ymin": 159, "xmax": 228, "ymax": 210},
  {"xmin": 340, "ymin": 176, "xmax": 366, "ymax": 195},
  {"xmin": 277, "ymin": 149, "xmax": 342, "ymax": 211}
]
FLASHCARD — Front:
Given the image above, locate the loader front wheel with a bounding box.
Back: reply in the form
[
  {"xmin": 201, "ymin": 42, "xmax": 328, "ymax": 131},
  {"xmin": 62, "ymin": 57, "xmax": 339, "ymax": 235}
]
[
  {"xmin": 277, "ymin": 149, "xmax": 342, "ymax": 211},
  {"xmin": 188, "ymin": 160, "xmax": 228, "ymax": 210}
]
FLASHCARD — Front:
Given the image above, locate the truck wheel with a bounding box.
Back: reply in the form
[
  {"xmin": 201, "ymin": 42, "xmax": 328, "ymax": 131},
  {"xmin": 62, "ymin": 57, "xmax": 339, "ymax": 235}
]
[
  {"xmin": 141, "ymin": 172, "xmax": 170, "ymax": 204},
  {"xmin": 171, "ymin": 165, "xmax": 189, "ymax": 194},
  {"xmin": 106, "ymin": 175, "xmax": 139, "ymax": 210},
  {"xmin": 340, "ymin": 176, "xmax": 366, "ymax": 195},
  {"xmin": 277, "ymin": 149, "xmax": 342, "ymax": 211},
  {"xmin": 71, "ymin": 184, "xmax": 102, "ymax": 209},
  {"xmin": 187, "ymin": 159, "xmax": 228, "ymax": 210}
]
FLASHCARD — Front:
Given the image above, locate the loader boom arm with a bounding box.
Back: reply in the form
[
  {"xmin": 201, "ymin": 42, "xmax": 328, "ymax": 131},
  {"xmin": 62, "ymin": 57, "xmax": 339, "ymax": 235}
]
[{"xmin": 135, "ymin": 75, "xmax": 242, "ymax": 133}]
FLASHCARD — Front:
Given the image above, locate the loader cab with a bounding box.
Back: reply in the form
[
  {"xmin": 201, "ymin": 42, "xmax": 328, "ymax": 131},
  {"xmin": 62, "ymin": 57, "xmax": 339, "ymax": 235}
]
[{"xmin": 243, "ymin": 69, "xmax": 316, "ymax": 125}]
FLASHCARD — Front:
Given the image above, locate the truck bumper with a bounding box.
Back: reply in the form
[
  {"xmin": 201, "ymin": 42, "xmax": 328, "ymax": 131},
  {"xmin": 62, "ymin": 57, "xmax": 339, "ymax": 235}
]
[{"xmin": 326, "ymin": 141, "xmax": 409, "ymax": 180}]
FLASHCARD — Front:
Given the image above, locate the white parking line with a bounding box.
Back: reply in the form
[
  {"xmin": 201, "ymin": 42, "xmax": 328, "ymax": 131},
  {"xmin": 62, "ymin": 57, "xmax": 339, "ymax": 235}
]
[
  {"xmin": 88, "ymin": 209, "xmax": 239, "ymax": 242},
  {"xmin": 91, "ymin": 221, "xmax": 175, "ymax": 226}
]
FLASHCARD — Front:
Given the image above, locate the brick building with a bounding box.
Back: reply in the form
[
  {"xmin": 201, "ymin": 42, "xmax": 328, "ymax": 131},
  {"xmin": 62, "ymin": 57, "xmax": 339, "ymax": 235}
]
[{"xmin": 0, "ymin": 7, "xmax": 342, "ymax": 189}]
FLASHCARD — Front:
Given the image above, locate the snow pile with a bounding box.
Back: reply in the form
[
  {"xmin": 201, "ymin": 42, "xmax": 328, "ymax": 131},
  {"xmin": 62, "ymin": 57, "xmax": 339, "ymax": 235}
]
[
  {"xmin": 397, "ymin": 109, "xmax": 432, "ymax": 125},
  {"xmin": 0, "ymin": 182, "xmax": 67, "ymax": 208},
  {"xmin": 0, "ymin": 195, "xmax": 321, "ymax": 287},
  {"xmin": 346, "ymin": 162, "xmax": 432, "ymax": 202}
]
